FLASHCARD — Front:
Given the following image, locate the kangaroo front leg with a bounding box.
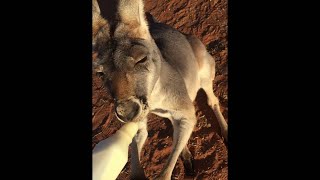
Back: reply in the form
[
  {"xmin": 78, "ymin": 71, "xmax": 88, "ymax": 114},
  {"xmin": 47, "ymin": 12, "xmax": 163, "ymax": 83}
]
[
  {"xmin": 131, "ymin": 120, "xmax": 148, "ymax": 180},
  {"xmin": 157, "ymin": 113, "xmax": 196, "ymax": 180}
]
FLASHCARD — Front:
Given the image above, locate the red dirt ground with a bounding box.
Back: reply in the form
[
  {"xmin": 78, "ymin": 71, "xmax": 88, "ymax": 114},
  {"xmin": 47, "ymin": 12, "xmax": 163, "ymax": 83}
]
[{"xmin": 92, "ymin": 0, "xmax": 228, "ymax": 179}]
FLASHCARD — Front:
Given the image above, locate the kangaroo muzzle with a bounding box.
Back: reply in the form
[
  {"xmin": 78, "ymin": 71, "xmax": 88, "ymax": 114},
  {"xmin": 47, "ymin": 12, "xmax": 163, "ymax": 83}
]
[{"xmin": 115, "ymin": 98, "xmax": 142, "ymax": 123}]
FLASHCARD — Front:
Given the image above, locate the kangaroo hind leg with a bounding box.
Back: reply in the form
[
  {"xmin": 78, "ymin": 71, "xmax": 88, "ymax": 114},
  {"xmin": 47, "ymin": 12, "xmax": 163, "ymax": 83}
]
[{"xmin": 200, "ymin": 52, "xmax": 228, "ymax": 142}]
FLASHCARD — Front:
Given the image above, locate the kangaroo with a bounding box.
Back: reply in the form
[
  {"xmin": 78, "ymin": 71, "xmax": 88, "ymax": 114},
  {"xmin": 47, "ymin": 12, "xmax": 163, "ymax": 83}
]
[{"xmin": 92, "ymin": 0, "xmax": 228, "ymax": 179}]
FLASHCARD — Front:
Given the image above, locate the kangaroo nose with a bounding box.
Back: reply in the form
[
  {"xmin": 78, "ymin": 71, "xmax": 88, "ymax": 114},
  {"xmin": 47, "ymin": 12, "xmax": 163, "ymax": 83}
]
[{"xmin": 115, "ymin": 100, "xmax": 141, "ymax": 122}]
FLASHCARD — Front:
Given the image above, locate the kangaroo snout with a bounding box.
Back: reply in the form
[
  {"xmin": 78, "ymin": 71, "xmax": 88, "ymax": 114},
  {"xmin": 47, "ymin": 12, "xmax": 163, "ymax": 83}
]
[{"xmin": 115, "ymin": 99, "xmax": 141, "ymax": 123}]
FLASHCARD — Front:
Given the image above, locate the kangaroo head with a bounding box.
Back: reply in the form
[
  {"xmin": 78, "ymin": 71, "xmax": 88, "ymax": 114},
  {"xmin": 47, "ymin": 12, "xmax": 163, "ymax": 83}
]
[{"xmin": 92, "ymin": 0, "xmax": 161, "ymax": 122}]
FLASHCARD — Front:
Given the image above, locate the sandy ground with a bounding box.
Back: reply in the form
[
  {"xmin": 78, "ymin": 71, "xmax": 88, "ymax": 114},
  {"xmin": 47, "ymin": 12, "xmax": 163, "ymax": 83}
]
[{"xmin": 92, "ymin": 0, "xmax": 228, "ymax": 179}]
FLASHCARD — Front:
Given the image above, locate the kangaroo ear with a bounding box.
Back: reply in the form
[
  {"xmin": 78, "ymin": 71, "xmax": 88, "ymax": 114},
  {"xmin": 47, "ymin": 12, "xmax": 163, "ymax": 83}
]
[
  {"xmin": 92, "ymin": 0, "xmax": 108, "ymax": 73},
  {"xmin": 116, "ymin": 0, "xmax": 150, "ymax": 39},
  {"xmin": 92, "ymin": 0, "xmax": 109, "ymax": 44}
]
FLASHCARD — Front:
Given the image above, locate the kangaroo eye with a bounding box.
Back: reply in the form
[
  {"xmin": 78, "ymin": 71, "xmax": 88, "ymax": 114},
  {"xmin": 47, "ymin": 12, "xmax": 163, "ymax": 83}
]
[{"xmin": 136, "ymin": 56, "xmax": 148, "ymax": 65}]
